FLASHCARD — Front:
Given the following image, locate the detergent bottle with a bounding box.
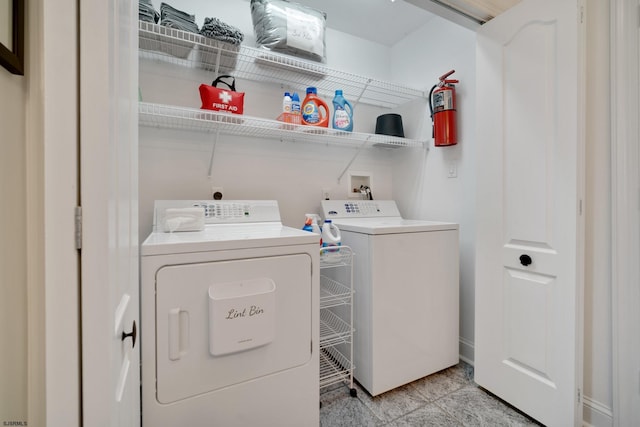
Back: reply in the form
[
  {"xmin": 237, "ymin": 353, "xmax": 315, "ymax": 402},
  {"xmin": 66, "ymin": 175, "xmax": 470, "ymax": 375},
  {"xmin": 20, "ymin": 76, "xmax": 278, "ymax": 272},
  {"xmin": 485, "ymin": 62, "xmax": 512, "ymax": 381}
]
[
  {"xmin": 302, "ymin": 214, "xmax": 314, "ymax": 232},
  {"xmin": 302, "ymin": 214, "xmax": 323, "ymax": 245},
  {"xmin": 301, "ymin": 87, "xmax": 329, "ymax": 127},
  {"xmin": 332, "ymin": 89, "xmax": 353, "ymax": 132},
  {"xmin": 291, "ymin": 92, "xmax": 301, "ymax": 116},
  {"xmin": 321, "ymin": 219, "xmax": 341, "ymax": 251},
  {"xmin": 282, "ymin": 92, "xmax": 292, "ymax": 113}
]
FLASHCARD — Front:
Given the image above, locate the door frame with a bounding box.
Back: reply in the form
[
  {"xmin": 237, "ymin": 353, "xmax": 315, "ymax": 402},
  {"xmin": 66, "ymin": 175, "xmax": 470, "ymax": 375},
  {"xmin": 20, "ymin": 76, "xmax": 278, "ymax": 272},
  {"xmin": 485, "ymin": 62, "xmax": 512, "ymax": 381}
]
[
  {"xmin": 610, "ymin": 0, "xmax": 640, "ymax": 426},
  {"xmin": 26, "ymin": 0, "xmax": 81, "ymax": 425}
]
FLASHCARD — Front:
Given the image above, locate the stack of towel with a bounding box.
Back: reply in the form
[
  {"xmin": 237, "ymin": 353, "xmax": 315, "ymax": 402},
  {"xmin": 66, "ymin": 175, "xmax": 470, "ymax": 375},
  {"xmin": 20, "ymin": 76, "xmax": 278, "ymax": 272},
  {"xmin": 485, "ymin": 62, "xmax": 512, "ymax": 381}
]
[
  {"xmin": 200, "ymin": 17, "xmax": 244, "ymax": 46},
  {"xmin": 160, "ymin": 2, "xmax": 199, "ymax": 33},
  {"xmin": 139, "ymin": 0, "xmax": 159, "ymax": 23}
]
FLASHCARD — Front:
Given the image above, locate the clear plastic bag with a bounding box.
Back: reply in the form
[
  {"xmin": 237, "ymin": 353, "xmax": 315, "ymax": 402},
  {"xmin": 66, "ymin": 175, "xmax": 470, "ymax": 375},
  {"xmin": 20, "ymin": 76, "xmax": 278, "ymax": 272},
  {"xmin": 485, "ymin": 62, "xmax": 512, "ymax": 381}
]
[{"xmin": 250, "ymin": 0, "xmax": 327, "ymax": 63}]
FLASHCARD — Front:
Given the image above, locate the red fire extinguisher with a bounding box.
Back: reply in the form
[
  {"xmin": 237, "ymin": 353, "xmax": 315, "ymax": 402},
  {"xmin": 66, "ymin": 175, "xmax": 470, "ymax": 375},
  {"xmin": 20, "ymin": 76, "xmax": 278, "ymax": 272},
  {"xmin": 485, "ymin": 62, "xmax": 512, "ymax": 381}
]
[{"xmin": 429, "ymin": 70, "xmax": 458, "ymax": 146}]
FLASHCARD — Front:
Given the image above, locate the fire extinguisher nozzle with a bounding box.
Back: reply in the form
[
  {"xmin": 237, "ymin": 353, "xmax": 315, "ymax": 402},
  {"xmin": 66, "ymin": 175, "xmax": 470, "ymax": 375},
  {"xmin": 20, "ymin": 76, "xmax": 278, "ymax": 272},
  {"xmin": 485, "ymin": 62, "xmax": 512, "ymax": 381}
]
[{"xmin": 438, "ymin": 69, "xmax": 456, "ymax": 81}]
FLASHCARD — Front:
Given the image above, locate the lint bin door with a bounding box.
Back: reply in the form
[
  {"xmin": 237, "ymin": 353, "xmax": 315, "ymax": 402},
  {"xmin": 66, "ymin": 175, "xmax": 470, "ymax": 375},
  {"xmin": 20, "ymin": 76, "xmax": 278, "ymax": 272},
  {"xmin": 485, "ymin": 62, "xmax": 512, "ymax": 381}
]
[
  {"xmin": 155, "ymin": 254, "xmax": 312, "ymax": 404},
  {"xmin": 208, "ymin": 278, "xmax": 276, "ymax": 356}
]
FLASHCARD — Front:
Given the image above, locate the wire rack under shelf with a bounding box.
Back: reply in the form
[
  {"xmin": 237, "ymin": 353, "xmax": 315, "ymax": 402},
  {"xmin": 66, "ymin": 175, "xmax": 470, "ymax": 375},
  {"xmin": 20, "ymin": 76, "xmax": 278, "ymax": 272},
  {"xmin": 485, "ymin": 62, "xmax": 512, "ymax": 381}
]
[
  {"xmin": 319, "ymin": 245, "xmax": 355, "ymax": 396},
  {"xmin": 319, "ymin": 346, "xmax": 355, "ymax": 389},
  {"xmin": 138, "ymin": 21, "xmax": 427, "ymax": 109},
  {"xmin": 138, "ymin": 102, "xmax": 425, "ymax": 149},
  {"xmin": 320, "ymin": 246, "xmax": 354, "ymax": 268},
  {"xmin": 320, "ymin": 310, "xmax": 353, "ymax": 348},
  {"xmin": 320, "ymin": 275, "xmax": 353, "ymax": 309}
]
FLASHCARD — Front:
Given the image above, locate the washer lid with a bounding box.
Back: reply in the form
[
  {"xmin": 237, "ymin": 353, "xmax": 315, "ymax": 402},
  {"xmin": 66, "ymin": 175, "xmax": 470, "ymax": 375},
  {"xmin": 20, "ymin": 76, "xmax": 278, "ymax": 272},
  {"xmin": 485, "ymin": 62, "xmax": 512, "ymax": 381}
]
[
  {"xmin": 141, "ymin": 223, "xmax": 319, "ymax": 256},
  {"xmin": 330, "ymin": 217, "xmax": 458, "ymax": 234}
]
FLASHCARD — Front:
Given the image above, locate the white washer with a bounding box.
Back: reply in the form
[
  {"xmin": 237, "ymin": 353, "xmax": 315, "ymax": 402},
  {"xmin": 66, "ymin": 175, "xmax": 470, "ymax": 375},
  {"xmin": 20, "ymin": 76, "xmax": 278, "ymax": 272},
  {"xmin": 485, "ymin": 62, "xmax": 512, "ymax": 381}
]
[
  {"xmin": 322, "ymin": 200, "xmax": 459, "ymax": 396},
  {"xmin": 141, "ymin": 200, "xmax": 319, "ymax": 427}
]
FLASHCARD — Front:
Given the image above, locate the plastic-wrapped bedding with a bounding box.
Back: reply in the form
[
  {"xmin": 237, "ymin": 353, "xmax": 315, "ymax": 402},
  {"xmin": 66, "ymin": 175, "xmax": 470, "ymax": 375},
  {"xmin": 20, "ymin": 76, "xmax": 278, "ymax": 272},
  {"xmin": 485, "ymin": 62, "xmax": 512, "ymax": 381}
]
[{"xmin": 250, "ymin": 0, "xmax": 327, "ymax": 63}]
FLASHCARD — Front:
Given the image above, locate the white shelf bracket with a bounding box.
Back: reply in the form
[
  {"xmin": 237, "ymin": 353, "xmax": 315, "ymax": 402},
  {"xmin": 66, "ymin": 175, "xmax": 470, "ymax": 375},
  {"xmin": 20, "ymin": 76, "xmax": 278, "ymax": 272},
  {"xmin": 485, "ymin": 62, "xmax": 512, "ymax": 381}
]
[
  {"xmin": 337, "ymin": 136, "xmax": 371, "ymax": 183},
  {"xmin": 207, "ymin": 127, "xmax": 221, "ymax": 178},
  {"xmin": 352, "ymin": 78, "xmax": 373, "ymax": 108}
]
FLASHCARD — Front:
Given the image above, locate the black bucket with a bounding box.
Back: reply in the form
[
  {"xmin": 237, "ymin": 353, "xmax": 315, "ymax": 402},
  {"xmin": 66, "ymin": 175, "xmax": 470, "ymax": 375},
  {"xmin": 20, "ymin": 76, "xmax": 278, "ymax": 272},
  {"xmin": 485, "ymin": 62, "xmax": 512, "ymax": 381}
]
[{"xmin": 375, "ymin": 113, "xmax": 404, "ymax": 138}]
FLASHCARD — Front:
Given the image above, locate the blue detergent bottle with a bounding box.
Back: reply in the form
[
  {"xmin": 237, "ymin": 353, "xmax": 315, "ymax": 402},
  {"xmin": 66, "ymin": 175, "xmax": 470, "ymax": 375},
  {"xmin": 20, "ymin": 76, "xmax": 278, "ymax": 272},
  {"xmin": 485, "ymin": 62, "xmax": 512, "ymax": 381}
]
[
  {"xmin": 332, "ymin": 89, "xmax": 353, "ymax": 132},
  {"xmin": 291, "ymin": 92, "xmax": 301, "ymax": 116}
]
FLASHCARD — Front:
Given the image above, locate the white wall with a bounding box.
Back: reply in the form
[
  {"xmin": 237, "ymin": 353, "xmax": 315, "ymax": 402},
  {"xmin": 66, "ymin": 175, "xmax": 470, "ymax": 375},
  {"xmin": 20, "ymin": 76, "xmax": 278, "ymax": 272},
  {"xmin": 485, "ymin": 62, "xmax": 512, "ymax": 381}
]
[{"xmin": 583, "ymin": 0, "xmax": 613, "ymax": 425}]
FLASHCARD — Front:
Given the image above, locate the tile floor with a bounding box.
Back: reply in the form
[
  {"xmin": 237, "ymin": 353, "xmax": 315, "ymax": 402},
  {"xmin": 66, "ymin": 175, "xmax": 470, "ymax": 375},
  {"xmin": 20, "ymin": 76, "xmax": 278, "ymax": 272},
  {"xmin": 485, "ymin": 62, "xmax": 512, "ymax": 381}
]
[{"xmin": 319, "ymin": 363, "xmax": 542, "ymax": 426}]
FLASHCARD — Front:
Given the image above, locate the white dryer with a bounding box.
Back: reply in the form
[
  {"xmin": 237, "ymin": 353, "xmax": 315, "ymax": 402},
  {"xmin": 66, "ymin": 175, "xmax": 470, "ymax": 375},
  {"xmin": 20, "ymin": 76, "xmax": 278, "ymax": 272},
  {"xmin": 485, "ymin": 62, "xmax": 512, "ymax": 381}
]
[
  {"xmin": 141, "ymin": 200, "xmax": 319, "ymax": 427},
  {"xmin": 321, "ymin": 200, "xmax": 459, "ymax": 396}
]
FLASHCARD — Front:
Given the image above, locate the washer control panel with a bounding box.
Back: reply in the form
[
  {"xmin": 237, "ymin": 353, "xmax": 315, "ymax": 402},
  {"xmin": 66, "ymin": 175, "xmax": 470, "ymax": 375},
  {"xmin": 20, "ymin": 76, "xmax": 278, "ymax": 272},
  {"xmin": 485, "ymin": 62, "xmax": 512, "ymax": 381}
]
[{"xmin": 321, "ymin": 200, "xmax": 401, "ymax": 219}]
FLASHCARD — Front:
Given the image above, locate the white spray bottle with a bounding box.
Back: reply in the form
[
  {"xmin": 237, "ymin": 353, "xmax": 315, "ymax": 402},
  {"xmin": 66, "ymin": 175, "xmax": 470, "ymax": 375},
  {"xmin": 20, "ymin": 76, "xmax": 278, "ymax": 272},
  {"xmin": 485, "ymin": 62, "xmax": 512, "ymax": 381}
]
[{"xmin": 303, "ymin": 214, "xmax": 323, "ymax": 245}]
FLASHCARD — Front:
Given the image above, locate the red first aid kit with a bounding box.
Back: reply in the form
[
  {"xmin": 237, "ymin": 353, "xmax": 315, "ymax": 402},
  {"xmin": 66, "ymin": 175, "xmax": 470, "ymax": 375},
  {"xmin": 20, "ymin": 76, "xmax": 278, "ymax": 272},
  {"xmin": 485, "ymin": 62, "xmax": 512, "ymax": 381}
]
[{"xmin": 199, "ymin": 75, "xmax": 245, "ymax": 115}]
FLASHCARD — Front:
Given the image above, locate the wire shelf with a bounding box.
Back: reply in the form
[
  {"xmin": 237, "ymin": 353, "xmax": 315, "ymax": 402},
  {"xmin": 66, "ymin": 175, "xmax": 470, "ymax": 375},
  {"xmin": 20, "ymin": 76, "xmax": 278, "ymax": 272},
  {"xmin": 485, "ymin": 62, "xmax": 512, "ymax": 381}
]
[
  {"xmin": 320, "ymin": 275, "xmax": 353, "ymax": 309},
  {"xmin": 138, "ymin": 102, "xmax": 424, "ymax": 148},
  {"xmin": 320, "ymin": 310, "xmax": 353, "ymax": 348},
  {"xmin": 320, "ymin": 246, "xmax": 354, "ymax": 268},
  {"xmin": 318, "ymin": 247, "xmax": 355, "ymax": 394},
  {"xmin": 138, "ymin": 21, "xmax": 427, "ymax": 109},
  {"xmin": 319, "ymin": 346, "xmax": 355, "ymax": 389}
]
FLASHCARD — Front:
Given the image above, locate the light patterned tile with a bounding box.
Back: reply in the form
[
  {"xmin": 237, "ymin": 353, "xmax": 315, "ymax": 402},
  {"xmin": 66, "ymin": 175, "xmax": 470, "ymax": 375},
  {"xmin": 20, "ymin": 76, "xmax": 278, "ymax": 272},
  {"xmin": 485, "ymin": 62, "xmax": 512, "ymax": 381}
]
[
  {"xmin": 386, "ymin": 403, "xmax": 464, "ymax": 427},
  {"xmin": 355, "ymin": 382, "xmax": 429, "ymax": 423},
  {"xmin": 320, "ymin": 385, "xmax": 380, "ymax": 427},
  {"xmin": 435, "ymin": 386, "xmax": 542, "ymax": 427},
  {"xmin": 407, "ymin": 364, "xmax": 473, "ymax": 402}
]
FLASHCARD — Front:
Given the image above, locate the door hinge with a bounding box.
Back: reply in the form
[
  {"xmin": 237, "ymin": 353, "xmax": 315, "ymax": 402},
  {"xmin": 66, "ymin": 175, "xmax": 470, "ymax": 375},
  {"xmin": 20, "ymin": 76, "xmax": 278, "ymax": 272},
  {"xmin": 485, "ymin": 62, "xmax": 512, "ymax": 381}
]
[
  {"xmin": 577, "ymin": 388, "xmax": 582, "ymax": 404},
  {"xmin": 579, "ymin": 6, "xmax": 584, "ymax": 24},
  {"xmin": 75, "ymin": 206, "xmax": 82, "ymax": 250},
  {"xmin": 579, "ymin": 199, "xmax": 583, "ymax": 215}
]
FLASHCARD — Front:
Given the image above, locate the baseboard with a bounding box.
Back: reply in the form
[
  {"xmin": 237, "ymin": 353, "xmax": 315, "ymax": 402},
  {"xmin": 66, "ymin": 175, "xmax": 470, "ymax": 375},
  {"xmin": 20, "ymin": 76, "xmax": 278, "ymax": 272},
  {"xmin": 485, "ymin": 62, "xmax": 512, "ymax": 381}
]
[
  {"xmin": 582, "ymin": 396, "xmax": 613, "ymax": 427},
  {"xmin": 459, "ymin": 336, "xmax": 474, "ymax": 366}
]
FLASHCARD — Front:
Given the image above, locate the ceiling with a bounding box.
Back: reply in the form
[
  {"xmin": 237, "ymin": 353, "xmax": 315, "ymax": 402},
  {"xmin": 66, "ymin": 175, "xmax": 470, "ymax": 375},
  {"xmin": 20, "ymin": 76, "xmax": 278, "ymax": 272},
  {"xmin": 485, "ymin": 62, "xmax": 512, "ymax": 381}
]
[{"xmin": 288, "ymin": 0, "xmax": 520, "ymax": 46}]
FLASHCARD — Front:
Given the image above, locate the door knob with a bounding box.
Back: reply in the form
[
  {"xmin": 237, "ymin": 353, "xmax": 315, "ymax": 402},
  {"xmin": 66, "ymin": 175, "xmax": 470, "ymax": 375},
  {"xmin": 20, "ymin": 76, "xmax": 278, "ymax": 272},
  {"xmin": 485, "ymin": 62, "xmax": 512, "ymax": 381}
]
[
  {"xmin": 122, "ymin": 320, "xmax": 137, "ymax": 349},
  {"xmin": 519, "ymin": 254, "xmax": 532, "ymax": 266}
]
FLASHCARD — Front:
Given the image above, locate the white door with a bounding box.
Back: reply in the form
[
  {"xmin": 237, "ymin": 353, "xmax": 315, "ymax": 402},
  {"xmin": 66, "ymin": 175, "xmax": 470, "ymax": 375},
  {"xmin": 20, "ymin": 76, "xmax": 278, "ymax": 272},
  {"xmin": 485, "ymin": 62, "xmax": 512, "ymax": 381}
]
[
  {"xmin": 475, "ymin": 0, "xmax": 585, "ymax": 426},
  {"xmin": 80, "ymin": 0, "xmax": 140, "ymax": 425}
]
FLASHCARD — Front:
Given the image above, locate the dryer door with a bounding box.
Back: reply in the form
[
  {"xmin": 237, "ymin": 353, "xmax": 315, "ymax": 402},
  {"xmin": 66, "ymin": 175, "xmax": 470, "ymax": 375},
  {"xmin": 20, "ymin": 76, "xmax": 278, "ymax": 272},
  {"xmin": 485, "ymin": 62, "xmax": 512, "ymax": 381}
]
[{"xmin": 155, "ymin": 254, "xmax": 312, "ymax": 403}]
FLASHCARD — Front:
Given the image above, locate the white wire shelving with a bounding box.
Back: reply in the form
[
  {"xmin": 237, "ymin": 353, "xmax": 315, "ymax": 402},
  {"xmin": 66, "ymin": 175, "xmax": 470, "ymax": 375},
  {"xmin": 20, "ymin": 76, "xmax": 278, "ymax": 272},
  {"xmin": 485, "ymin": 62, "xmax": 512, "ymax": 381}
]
[
  {"xmin": 138, "ymin": 21, "xmax": 427, "ymax": 109},
  {"xmin": 319, "ymin": 246, "xmax": 356, "ymax": 396},
  {"xmin": 138, "ymin": 102, "xmax": 424, "ymax": 149},
  {"xmin": 138, "ymin": 21, "xmax": 428, "ymax": 179}
]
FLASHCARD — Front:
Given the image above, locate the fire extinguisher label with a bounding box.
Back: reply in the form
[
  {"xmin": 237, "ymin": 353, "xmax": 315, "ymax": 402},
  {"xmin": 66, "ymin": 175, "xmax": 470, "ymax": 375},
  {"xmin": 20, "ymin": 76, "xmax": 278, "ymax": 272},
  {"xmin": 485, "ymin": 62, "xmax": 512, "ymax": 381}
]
[{"xmin": 434, "ymin": 90, "xmax": 453, "ymax": 112}]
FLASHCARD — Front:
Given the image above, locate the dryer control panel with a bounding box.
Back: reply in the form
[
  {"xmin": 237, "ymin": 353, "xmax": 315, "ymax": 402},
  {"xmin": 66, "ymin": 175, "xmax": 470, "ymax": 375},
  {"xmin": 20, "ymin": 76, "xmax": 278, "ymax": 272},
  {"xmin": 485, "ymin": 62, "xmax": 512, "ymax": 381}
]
[
  {"xmin": 321, "ymin": 200, "xmax": 401, "ymax": 219},
  {"xmin": 153, "ymin": 200, "xmax": 283, "ymax": 232}
]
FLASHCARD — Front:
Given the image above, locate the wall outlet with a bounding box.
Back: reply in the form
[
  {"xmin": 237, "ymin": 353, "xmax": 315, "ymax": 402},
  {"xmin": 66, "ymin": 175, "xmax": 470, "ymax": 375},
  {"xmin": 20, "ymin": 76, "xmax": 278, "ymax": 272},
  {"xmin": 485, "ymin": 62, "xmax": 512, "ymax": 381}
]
[
  {"xmin": 322, "ymin": 187, "xmax": 331, "ymax": 200},
  {"xmin": 211, "ymin": 186, "xmax": 224, "ymax": 200},
  {"xmin": 447, "ymin": 162, "xmax": 458, "ymax": 178}
]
